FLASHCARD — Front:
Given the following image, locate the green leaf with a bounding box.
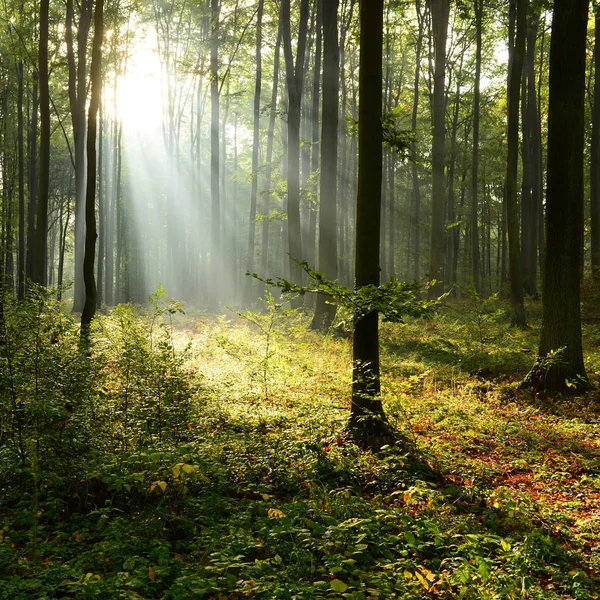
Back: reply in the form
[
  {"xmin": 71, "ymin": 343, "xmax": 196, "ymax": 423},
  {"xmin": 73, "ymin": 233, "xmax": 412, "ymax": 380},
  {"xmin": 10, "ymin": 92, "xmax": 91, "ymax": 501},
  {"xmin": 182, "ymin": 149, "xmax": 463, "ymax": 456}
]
[{"xmin": 330, "ymin": 579, "xmax": 348, "ymax": 593}]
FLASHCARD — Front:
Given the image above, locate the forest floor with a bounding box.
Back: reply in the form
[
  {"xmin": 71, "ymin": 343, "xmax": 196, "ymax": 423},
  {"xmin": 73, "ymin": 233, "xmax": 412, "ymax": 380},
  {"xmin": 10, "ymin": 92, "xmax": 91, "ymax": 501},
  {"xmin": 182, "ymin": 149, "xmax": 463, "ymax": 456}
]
[{"xmin": 1, "ymin": 294, "xmax": 600, "ymax": 599}]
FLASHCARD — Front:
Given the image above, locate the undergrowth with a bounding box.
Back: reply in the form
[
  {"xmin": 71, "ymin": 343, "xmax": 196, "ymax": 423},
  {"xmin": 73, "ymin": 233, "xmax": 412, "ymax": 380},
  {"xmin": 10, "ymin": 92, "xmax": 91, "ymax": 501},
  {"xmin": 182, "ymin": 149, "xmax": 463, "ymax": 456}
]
[{"xmin": 0, "ymin": 291, "xmax": 599, "ymax": 599}]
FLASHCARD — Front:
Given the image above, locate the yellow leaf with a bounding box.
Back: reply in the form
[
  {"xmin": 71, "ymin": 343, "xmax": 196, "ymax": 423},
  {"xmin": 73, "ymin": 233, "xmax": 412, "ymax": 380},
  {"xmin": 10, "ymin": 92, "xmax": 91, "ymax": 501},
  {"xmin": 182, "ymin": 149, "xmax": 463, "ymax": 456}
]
[
  {"xmin": 403, "ymin": 492, "xmax": 411, "ymax": 504},
  {"xmin": 268, "ymin": 508, "xmax": 286, "ymax": 519},
  {"xmin": 151, "ymin": 480, "xmax": 167, "ymax": 493},
  {"xmin": 404, "ymin": 570, "xmax": 413, "ymax": 579},
  {"xmin": 148, "ymin": 566, "xmax": 156, "ymax": 581},
  {"xmin": 182, "ymin": 464, "xmax": 197, "ymax": 474},
  {"xmin": 172, "ymin": 464, "xmax": 182, "ymax": 478},
  {"xmin": 420, "ymin": 567, "xmax": 436, "ymax": 582},
  {"xmin": 262, "ymin": 494, "xmax": 271, "ymax": 501},
  {"xmin": 415, "ymin": 571, "xmax": 429, "ymax": 591}
]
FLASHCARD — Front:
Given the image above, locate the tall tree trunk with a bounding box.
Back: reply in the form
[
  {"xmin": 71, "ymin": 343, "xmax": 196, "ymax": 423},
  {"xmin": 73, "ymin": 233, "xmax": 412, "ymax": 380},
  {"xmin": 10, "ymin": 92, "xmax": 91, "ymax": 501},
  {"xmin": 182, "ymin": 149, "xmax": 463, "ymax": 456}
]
[
  {"xmin": 282, "ymin": 0, "xmax": 310, "ymax": 297},
  {"xmin": 525, "ymin": 0, "xmax": 588, "ymax": 391},
  {"xmin": 33, "ymin": 0, "xmax": 50, "ymax": 286},
  {"xmin": 26, "ymin": 79, "xmax": 38, "ymax": 284},
  {"xmin": 411, "ymin": 0, "xmax": 424, "ymax": 282},
  {"xmin": 260, "ymin": 20, "xmax": 283, "ymax": 277},
  {"xmin": 66, "ymin": 0, "xmax": 92, "ymax": 311},
  {"xmin": 592, "ymin": 2, "xmax": 600, "ymax": 276},
  {"xmin": 350, "ymin": 0, "xmax": 386, "ymax": 439},
  {"xmin": 81, "ymin": 0, "xmax": 104, "ymax": 338},
  {"xmin": 210, "ymin": 0, "xmax": 221, "ymax": 310},
  {"xmin": 312, "ymin": 0, "xmax": 338, "ymax": 330},
  {"xmin": 97, "ymin": 98, "xmax": 104, "ymax": 307},
  {"xmin": 245, "ymin": 0, "xmax": 264, "ymax": 303},
  {"xmin": 526, "ymin": 10, "xmax": 541, "ymax": 296},
  {"xmin": 471, "ymin": 0, "xmax": 482, "ymax": 294},
  {"xmin": 17, "ymin": 61, "xmax": 25, "ymax": 299},
  {"xmin": 506, "ymin": 0, "xmax": 526, "ymax": 326},
  {"xmin": 428, "ymin": 0, "xmax": 449, "ymax": 298}
]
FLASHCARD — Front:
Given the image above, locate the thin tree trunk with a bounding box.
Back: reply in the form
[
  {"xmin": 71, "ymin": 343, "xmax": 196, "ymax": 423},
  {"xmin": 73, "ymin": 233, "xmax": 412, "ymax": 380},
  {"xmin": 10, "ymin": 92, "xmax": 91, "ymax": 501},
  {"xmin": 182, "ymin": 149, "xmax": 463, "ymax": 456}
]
[
  {"xmin": 245, "ymin": 0, "xmax": 264, "ymax": 303},
  {"xmin": 81, "ymin": 0, "xmax": 104, "ymax": 338},
  {"xmin": 471, "ymin": 0, "xmax": 482, "ymax": 294},
  {"xmin": 506, "ymin": 0, "xmax": 526, "ymax": 326},
  {"xmin": 17, "ymin": 61, "xmax": 25, "ymax": 299},
  {"xmin": 428, "ymin": 0, "xmax": 449, "ymax": 298},
  {"xmin": 592, "ymin": 2, "xmax": 600, "ymax": 276}
]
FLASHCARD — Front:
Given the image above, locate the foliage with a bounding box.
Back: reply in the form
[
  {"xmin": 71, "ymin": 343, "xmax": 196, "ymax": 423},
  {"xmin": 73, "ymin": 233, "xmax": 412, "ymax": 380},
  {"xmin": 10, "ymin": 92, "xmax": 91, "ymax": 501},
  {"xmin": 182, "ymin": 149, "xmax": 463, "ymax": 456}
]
[
  {"xmin": 249, "ymin": 261, "xmax": 437, "ymax": 325},
  {"xmin": 1, "ymin": 297, "xmax": 599, "ymax": 599}
]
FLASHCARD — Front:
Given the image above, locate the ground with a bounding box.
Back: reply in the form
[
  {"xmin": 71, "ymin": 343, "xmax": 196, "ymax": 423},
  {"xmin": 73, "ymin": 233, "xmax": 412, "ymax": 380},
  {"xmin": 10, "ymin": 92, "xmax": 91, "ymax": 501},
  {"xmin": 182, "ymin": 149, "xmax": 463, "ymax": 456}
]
[{"xmin": 1, "ymin": 295, "xmax": 599, "ymax": 599}]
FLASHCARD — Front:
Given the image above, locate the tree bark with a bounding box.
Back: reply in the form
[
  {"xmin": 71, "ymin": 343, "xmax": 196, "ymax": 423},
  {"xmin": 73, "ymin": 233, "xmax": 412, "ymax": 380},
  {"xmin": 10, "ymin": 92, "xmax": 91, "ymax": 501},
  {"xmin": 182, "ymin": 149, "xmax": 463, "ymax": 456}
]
[
  {"xmin": 32, "ymin": 0, "xmax": 50, "ymax": 286},
  {"xmin": 428, "ymin": 0, "xmax": 449, "ymax": 298},
  {"xmin": 471, "ymin": 0, "xmax": 482, "ymax": 294},
  {"xmin": 282, "ymin": 0, "xmax": 310, "ymax": 297},
  {"xmin": 506, "ymin": 0, "xmax": 526, "ymax": 326},
  {"xmin": 245, "ymin": 0, "xmax": 264, "ymax": 303},
  {"xmin": 592, "ymin": 2, "xmax": 600, "ymax": 277},
  {"xmin": 350, "ymin": 0, "xmax": 387, "ymax": 439},
  {"xmin": 312, "ymin": 0, "xmax": 338, "ymax": 331},
  {"xmin": 525, "ymin": 0, "xmax": 588, "ymax": 391},
  {"xmin": 81, "ymin": 0, "xmax": 104, "ymax": 339}
]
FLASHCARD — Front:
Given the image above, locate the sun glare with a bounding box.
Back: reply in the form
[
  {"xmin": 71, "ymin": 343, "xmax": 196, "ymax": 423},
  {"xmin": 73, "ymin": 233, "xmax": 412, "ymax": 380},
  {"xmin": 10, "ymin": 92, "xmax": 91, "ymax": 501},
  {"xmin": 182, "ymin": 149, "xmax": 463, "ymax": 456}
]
[{"xmin": 115, "ymin": 33, "xmax": 163, "ymax": 135}]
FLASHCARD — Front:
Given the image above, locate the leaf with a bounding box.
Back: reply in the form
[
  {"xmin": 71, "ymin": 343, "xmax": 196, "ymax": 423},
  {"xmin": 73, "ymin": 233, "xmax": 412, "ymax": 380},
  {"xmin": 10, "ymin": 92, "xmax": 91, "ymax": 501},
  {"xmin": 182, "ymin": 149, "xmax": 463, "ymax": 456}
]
[
  {"xmin": 182, "ymin": 464, "xmax": 197, "ymax": 474},
  {"xmin": 330, "ymin": 579, "xmax": 348, "ymax": 593},
  {"xmin": 268, "ymin": 508, "xmax": 286, "ymax": 519},
  {"xmin": 172, "ymin": 464, "xmax": 182, "ymax": 478},
  {"xmin": 415, "ymin": 571, "xmax": 429, "ymax": 591},
  {"xmin": 148, "ymin": 566, "xmax": 156, "ymax": 581}
]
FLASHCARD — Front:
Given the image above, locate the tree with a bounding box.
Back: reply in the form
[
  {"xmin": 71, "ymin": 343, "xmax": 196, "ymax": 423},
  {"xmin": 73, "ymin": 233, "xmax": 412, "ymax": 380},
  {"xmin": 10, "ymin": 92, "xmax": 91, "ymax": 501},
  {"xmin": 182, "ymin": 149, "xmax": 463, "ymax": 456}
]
[
  {"xmin": 32, "ymin": 0, "xmax": 50, "ymax": 286},
  {"xmin": 281, "ymin": 0, "xmax": 310, "ymax": 297},
  {"xmin": 349, "ymin": 0, "xmax": 386, "ymax": 440},
  {"xmin": 428, "ymin": 0, "xmax": 449, "ymax": 298},
  {"xmin": 81, "ymin": 0, "xmax": 104, "ymax": 337},
  {"xmin": 470, "ymin": 0, "xmax": 482, "ymax": 294},
  {"xmin": 312, "ymin": 0, "xmax": 339, "ymax": 331},
  {"xmin": 505, "ymin": 0, "xmax": 526, "ymax": 325},
  {"xmin": 245, "ymin": 0, "xmax": 264, "ymax": 304},
  {"xmin": 591, "ymin": 1, "xmax": 600, "ymax": 277},
  {"xmin": 524, "ymin": 0, "xmax": 588, "ymax": 391},
  {"xmin": 210, "ymin": 0, "xmax": 220, "ymax": 310}
]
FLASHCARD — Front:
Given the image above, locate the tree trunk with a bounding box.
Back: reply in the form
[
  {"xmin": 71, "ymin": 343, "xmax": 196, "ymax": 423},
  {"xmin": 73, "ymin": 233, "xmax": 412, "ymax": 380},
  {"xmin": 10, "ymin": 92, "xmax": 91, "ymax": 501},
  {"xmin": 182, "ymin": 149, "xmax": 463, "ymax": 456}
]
[
  {"xmin": 525, "ymin": 0, "xmax": 588, "ymax": 391},
  {"xmin": 245, "ymin": 0, "xmax": 264, "ymax": 303},
  {"xmin": 428, "ymin": 0, "xmax": 449, "ymax": 298},
  {"xmin": 411, "ymin": 0, "xmax": 424, "ymax": 282},
  {"xmin": 81, "ymin": 0, "xmax": 104, "ymax": 339},
  {"xmin": 471, "ymin": 0, "xmax": 482, "ymax": 294},
  {"xmin": 506, "ymin": 0, "xmax": 527, "ymax": 326},
  {"xmin": 260, "ymin": 20, "xmax": 283, "ymax": 277},
  {"xmin": 312, "ymin": 0, "xmax": 338, "ymax": 331},
  {"xmin": 210, "ymin": 0, "xmax": 221, "ymax": 310},
  {"xmin": 592, "ymin": 2, "xmax": 600, "ymax": 276},
  {"xmin": 17, "ymin": 61, "xmax": 25, "ymax": 300},
  {"xmin": 33, "ymin": 0, "xmax": 50, "ymax": 286},
  {"xmin": 350, "ymin": 0, "xmax": 387, "ymax": 440},
  {"xmin": 282, "ymin": 0, "xmax": 310, "ymax": 297}
]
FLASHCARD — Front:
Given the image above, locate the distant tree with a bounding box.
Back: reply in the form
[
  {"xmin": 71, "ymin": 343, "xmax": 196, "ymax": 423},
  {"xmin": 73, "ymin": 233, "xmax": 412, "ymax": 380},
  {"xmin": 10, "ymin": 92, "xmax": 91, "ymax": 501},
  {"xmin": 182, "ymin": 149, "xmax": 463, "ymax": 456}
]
[
  {"xmin": 210, "ymin": 0, "xmax": 220, "ymax": 310},
  {"xmin": 505, "ymin": 0, "xmax": 526, "ymax": 325},
  {"xmin": 470, "ymin": 0, "xmax": 482, "ymax": 295},
  {"xmin": 282, "ymin": 0, "xmax": 310, "ymax": 299},
  {"xmin": 32, "ymin": 0, "xmax": 50, "ymax": 286},
  {"xmin": 524, "ymin": 0, "xmax": 588, "ymax": 391},
  {"xmin": 245, "ymin": 0, "xmax": 264, "ymax": 304},
  {"xmin": 311, "ymin": 0, "xmax": 339, "ymax": 331},
  {"xmin": 428, "ymin": 0, "xmax": 449, "ymax": 298},
  {"xmin": 349, "ymin": 0, "xmax": 387, "ymax": 440},
  {"xmin": 81, "ymin": 0, "xmax": 104, "ymax": 338}
]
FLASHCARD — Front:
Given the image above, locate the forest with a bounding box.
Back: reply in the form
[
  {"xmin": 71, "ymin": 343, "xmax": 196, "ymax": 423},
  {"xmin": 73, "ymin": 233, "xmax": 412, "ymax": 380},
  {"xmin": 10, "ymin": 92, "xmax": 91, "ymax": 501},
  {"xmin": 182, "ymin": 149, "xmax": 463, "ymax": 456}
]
[{"xmin": 1, "ymin": 0, "xmax": 600, "ymax": 597}]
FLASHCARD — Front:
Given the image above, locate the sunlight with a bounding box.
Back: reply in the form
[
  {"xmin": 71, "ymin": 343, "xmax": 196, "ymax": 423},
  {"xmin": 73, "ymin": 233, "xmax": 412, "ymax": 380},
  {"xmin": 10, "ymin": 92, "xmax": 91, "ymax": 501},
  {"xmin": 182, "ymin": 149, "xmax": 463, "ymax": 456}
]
[{"xmin": 116, "ymin": 31, "xmax": 163, "ymax": 135}]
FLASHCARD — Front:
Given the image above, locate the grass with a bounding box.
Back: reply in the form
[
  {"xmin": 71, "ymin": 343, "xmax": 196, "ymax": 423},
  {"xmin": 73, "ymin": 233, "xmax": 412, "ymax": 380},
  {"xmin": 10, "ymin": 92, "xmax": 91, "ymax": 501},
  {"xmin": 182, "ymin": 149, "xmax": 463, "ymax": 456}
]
[{"xmin": 1, "ymin": 295, "xmax": 599, "ymax": 598}]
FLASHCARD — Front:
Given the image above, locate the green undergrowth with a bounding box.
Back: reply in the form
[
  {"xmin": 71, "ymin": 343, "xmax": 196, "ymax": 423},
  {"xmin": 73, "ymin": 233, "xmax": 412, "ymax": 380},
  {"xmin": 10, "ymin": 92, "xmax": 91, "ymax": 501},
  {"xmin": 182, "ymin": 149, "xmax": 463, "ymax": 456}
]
[{"xmin": 1, "ymin": 291, "xmax": 599, "ymax": 598}]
